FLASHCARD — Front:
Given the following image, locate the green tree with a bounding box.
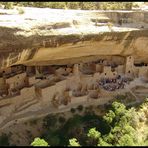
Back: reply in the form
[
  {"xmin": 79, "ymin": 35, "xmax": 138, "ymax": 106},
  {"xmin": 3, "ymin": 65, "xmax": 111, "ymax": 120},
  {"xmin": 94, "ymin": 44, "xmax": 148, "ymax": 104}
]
[
  {"xmin": 33, "ymin": 100, "xmax": 147, "ymax": 146},
  {"xmin": 103, "ymin": 110, "xmax": 115, "ymax": 124},
  {"xmin": 87, "ymin": 128, "xmax": 100, "ymax": 139},
  {"xmin": 98, "ymin": 138, "xmax": 112, "ymax": 146},
  {"xmin": 112, "ymin": 101, "xmax": 126, "ymax": 116},
  {"xmin": 69, "ymin": 138, "xmax": 80, "ymax": 146},
  {"xmin": 118, "ymin": 134, "xmax": 135, "ymax": 146},
  {"xmin": 0, "ymin": 133, "xmax": 9, "ymax": 146},
  {"xmin": 43, "ymin": 114, "xmax": 57, "ymax": 130},
  {"xmin": 31, "ymin": 137, "xmax": 49, "ymax": 146},
  {"xmin": 87, "ymin": 128, "xmax": 101, "ymax": 145}
]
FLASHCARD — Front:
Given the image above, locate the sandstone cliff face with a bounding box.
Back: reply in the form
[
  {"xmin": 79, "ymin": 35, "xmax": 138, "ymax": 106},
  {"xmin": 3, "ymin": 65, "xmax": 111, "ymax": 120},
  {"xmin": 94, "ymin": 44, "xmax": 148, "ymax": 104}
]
[{"xmin": 0, "ymin": 7, "xmax": 148, "ymax": 69}]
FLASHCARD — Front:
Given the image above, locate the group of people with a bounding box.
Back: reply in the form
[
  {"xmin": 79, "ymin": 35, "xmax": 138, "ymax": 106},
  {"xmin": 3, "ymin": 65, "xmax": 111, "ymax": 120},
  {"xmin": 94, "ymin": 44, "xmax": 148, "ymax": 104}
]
[{"xmin": 98, "ymin": 75, "xmax": 132, "ymax": 91}]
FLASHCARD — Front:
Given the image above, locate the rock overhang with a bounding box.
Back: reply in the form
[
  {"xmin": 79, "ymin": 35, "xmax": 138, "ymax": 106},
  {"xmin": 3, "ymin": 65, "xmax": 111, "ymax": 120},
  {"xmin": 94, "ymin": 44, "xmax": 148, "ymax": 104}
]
[{"xmin": 0, "ymin": 7, "xmax": 148, "ymax": 68}]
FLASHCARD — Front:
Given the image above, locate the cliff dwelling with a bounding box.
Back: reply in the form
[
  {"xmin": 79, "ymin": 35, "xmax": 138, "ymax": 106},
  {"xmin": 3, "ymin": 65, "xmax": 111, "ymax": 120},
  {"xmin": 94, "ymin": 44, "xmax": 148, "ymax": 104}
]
[{"xmin": 0, "ymin": 6, "xmax": 148, "ymax": 133}]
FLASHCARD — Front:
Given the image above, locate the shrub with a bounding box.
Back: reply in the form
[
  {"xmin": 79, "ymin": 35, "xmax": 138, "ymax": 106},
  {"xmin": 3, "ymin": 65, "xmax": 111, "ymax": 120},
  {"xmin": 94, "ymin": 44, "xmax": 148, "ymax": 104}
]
[
  {"xmin": 31, "ymin": 137, "xmax": 49, "ymax": 146},
  {"xmin": 24, "ymin": 121, "xmax": 27, "ymax": 125},
  {"xmin": 0, "ymin": 133, "xmax": 9, "ymax": 146},
  {"xmin": 132, "ymin": 3, "xmax": 139, "ymax": 8},
  {"xmin": 67, "ymin": 2, "xmax": 80, "ymax": 9},
  {"xmin": 17, "ymin": 8, "xmax": 25, "ymax": 14},
  {"xmin": 30, "ymin": 119, "xmax": 37, "ymax": 125},
  {"xmin": 8, "ymin": 132, "xmax": 12, "ymax": 137},
  {"xmin": 3, "ymin": 2, "xmax": 14, "ymax": 9},
  {"xmin": 70, "ymin": 108, "xmax": 76, "ymax": 113},
  {"xmin": 43, "ymin": 114, "xmax": 57, "ymax": 130},
  {"xmin": 115, "ymin": 95, "xmax": 126, "ymax": 101},
  {"xmin": 125, "ymin": 2, "xmax": 133, "ymax": 10},
  {"xmin": 77, "ymin": 105, "xmax": 83, "ymax": 112},
  {"xmin": 69, "ymin": 138, "xmax": 80, "ymax": 146},
  {"xmin": 26, "ymin": 130, "xmax": 32, "ymax": 136},
  {"xmin": 85, "ymin": 105, "xmax": 93, "ymax": 113},
  {"xmin": 58, "ymin": 116, "xmax": 66, "ymax": 124},
  {"xmin": 97, "ymin": 105, "xmax": 101, "ymax": 109}
]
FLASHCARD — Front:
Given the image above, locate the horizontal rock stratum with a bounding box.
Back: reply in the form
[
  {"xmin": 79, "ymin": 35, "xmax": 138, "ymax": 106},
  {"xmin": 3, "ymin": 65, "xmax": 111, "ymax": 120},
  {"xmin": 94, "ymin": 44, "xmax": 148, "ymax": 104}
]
[{"xmin": 0, "ymin": 7, "xmax": 148, "ymax": 69}]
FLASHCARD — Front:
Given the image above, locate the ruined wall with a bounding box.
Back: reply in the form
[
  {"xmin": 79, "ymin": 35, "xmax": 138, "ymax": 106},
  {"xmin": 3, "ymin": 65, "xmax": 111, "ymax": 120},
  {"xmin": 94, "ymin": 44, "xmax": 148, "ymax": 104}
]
[
  {"xmin": 0, "ymin": 78, "xmax": 8, "ymax": 95},
  {"xmin": 144, "ymin": 12, "xmax": 148, "ymax": 23},
  {"xmin": 0, "ymin": 78, "xmax": 6, "ymax": 88},
  {"xmin": 28, "ymin": 76, "xmax": 39, "ymax": 86},
  {"xmin": 138, "ymin": 66, "xmax": 148, "ymax": 78},
  {"xmin": 20, "ymin": 86, "xmax": 36, "ymax": 101},
  {"xmin": 115, "ymin": 65, "xmax": 124, "ymax": 75},
  {"xmin": 6, "ymin": 73, "xmax": 28, "ymax": 90},
  {"xmin": 96, "ymin": 64, "xmax": 103, "ymax": 73},
  {"xmin": 133, "ymin": 67, "xmax": 139, "ymax": 77},
  {"xmin": 100, "ymin": 66, "xmax": 117, "ymax": 79},
  {"xmin": 104, "ymin": 11, "xmax": 146, "ymax": 23}
]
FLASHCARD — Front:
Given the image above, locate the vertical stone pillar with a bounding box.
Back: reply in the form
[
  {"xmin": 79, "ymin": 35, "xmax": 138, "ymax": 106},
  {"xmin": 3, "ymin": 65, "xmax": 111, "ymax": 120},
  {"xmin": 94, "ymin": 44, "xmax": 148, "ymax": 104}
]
[
  {"xmin": 35, "ymin": 66, "xmax": 40, "ymax": 75},
  {"xmin": 125, "ymin": 56, "xmax": 135, "ymax": 77},
  {"xmin": 73, "ymin": 64, "xmax": 81, "ymax": 82}
]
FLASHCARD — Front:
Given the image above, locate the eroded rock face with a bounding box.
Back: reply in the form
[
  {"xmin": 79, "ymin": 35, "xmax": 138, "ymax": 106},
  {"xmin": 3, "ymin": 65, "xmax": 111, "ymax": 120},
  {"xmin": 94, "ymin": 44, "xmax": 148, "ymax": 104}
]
[{"xmin": 0, "ymin": 7, "xmax": 148, "ymax": 69}]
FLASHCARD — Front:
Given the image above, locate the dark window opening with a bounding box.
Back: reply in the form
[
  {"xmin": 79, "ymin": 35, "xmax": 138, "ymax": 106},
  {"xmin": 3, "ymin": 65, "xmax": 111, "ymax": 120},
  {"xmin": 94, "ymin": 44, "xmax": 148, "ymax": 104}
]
[
  {"xmin": 134, "ymin": 63, "xmax": 143, "ymax": 67},
  {"xmin": 111, "ymin": 68, "xmax": 115, "ymax": 72},
  {"xmin": 105, "ymin": 73, "xmax": 106, "ymax": 75},
  {"xmin": 118, "ymin": 75, "xmax": 121, "ymax": 79},
  {"xmin": 128, "ymin": 71, "xmax": 130, "ymax": 73}
]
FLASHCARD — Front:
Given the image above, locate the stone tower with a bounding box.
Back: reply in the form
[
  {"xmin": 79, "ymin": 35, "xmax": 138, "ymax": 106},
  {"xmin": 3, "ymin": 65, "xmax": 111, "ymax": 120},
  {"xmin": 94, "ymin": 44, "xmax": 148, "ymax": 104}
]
[
  {"xmin": 73, "ymin": 64, "xmax": 81, "ymax": 82},
  {"xmin": 0, "ymin": 77, "xmax": 9, "ymax": 96},
  {"xmin": 125, "ymin": 56, "xmax": 135, "ymax": 77}
]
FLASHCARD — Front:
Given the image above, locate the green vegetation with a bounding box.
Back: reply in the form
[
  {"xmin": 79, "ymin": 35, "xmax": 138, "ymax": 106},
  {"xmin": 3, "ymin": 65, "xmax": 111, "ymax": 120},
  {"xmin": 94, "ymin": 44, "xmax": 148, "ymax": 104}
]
[
  {"xmin": 43, "ymin": 114, "xmax": 57, "ymax": 130},
  {"xmin": 29, "ymin": 119, "xmax": 38, "ymax": 126},
  {"xmin": 87, "ymin": 127, "xmax": 100, "ymax": 139},
  {"xmin": 3, "ymin": 2, "xmax": 14, "ymax": 9},
  {"xmin": 17, "ymin": 8, "xmax": 25, "ymax": 14},
  {"xmin": 0, "ymin": 2, "xmax": 135, "ymax": 10},
  {"xmin": 70, "ymin": 108, "xmax": 76, "ymax": 114},
  {"xmin": 115, "ymin": 93, "xmax": 136, "ymax": 105},
  {"xmin": 77, "ymin": 105, "xmax": 83, "ymax": 112},
  {"xmin": 58, "ymin": 116, "xmax": 66, "ymax": 124},
  {"xmin": 31, "ymin": 137, "xmax": 49, "ymax": 146},
  {"xmin": 31, "ymin": 99, "xmax": 148, "ymax": 146},
  {"xmin": 69, "ymin": 138, "xmax": 80, "ymax": 146},
  {"xmin": 0, "ymin": 133, "xmax": 9, "ymax": 146},
  {"xmin": 40, "ymin": 112, "xmax": 105, "ymax": 146}
]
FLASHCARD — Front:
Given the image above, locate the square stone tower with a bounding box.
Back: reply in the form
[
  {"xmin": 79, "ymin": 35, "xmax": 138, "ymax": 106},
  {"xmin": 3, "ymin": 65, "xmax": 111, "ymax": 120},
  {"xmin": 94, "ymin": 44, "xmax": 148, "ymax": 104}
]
[{"xmin": 125, "ymin": 56, "xmax": 135, "ymax": 77}]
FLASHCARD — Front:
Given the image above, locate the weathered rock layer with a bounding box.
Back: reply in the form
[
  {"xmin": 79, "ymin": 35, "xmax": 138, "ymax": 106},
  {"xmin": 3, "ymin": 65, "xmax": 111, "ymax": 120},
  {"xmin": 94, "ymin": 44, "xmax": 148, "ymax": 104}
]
[{"xmin": 0, "ymin": 7, "xmax": 148, "ymax": 69}]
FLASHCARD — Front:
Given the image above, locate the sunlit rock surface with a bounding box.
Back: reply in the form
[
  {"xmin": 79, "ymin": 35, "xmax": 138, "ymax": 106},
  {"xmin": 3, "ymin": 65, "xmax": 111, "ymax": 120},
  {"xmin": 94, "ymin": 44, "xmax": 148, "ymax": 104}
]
[{"xmin": 0, "ymin": 7, "xmax": 148, "ymax": 68}]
